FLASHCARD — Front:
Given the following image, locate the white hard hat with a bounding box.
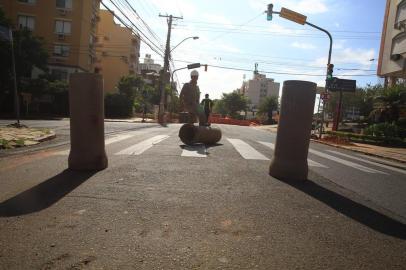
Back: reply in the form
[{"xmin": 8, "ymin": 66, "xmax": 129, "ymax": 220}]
[{"xmin": 191, "ymin": 70, "xmax": 199, "ymax": 77}]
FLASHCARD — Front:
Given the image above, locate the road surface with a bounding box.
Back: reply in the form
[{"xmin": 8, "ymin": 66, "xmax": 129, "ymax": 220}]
[{"xmin": 0, "ymin": 122, "xmax": 405, "ymax": 269}]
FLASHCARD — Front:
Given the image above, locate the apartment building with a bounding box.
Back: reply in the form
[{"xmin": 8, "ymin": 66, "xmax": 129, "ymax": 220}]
[
  {"xmin": 0, "ymin": 0, "xmax": 100, "ymax": 80},
  {"xmin": 378, "ymin": 0, "xmax": 406, "ymax": 84},
  {"xmin": 139, "ymin": 54, "xmax": 162, "ymax": 75},
  {"xmin": 243, "ymin": 72, "xmax": 280, "ymax": 110},
  {"xmin": 94, "ymin": 9, "xmax": 140, "ymax": 93}
]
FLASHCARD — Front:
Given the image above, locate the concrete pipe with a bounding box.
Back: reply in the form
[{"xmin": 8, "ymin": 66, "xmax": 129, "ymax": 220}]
[
  {"xmin": 68, "ymin": 73, "xmax": 108, "ymax": 171},
  {"xmin": 269, "ymin": 80, "xmax": 316, "ymax": 182},
  {"xmin": 179, "ymin": 124, "xmax": 222, "ymax": 145}
]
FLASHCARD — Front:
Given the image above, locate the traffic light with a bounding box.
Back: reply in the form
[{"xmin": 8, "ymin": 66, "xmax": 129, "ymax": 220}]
[
  {"xmin": 267, "ymin": 4, "xmax": 273, "ymax": 21},
  {"xmin": 187, "ymin": 63, "xmax": 201, "ymax": 69},
  {"xmin": 326, "ymin": 63, "xmax": 334, "ymax": 80},
  {"xmin": 204, "ymin": 64, "xmax": 208, "ymax": 71}
]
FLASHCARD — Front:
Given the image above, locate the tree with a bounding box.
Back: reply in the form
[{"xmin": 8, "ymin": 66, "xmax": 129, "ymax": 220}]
[
  {"xmin": 372, "ymin": 84, "xmax": 406, "ymax": 123},
  {"xmin": 1, "ymin": 8, "xmax": 48, "ymax": 112},
  {"xmin": 212, "ymin": 99, "xmax": 227, "ymax": 116},
  {"xmin": 221, "ymin": 91, "xmax": 248, "ymax": 118},
  {"xmin": 257, "ymin": 96, "xmax": 278, "ymax": 123},
  {"xmin": 116, "ymin": 75, "xmax": 144, "ymax": 101}
]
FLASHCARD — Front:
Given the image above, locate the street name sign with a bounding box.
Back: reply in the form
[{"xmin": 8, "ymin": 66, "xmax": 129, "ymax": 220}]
[
  {"xmin": 328, "ymin": 78, "xmax": 356, "ymax": 92},
  {"xmin": 279, "ymin": 8, "xmax": 307, "ymax": 25}
]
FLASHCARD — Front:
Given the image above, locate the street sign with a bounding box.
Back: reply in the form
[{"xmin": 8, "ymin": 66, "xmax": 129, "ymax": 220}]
[
  {"xmin": 279, "ymin": 8, "xmax": 307, "ymax": 25},
  {"xmin": 327, "ymin": 77, "xmax": 356, "ymax": 92}
]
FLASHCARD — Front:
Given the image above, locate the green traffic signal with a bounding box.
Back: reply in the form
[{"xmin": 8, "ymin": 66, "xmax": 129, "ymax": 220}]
[
  {"xmin": 326, "ymin": 63, "xmax": 334, "ymax": 80},
  {"xmin": 267, "ymin": 4, "xmax": 273, "ymax": 21}
]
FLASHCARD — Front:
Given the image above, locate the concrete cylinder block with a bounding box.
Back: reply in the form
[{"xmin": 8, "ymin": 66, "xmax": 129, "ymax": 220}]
[
  {"xmin": 269, "ymin": 80, "xmax": 316, "ymax": 181},
  {"xmin": 68, "ymin": 73, "xmax": 108, "ymax": 171},
  {"xmin": 179, "ymin": 124, "xmax": 222, "ymax": 145}
]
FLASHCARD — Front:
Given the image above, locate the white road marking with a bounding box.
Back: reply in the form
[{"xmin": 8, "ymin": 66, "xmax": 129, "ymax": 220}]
[
  {"xmin": 356, "ymin": 153, "xmax": 406, "ymax": 170},
  {"xmin": 257, "ymin": 141, "xmax": 328, "ymax": 168},
  {"xmin": 227, "ymin": 138, "xmax": 269, "ymax": 160},
  {"xmin": 105, "ymin": 134, "xmax": 134, "ymax": 145},
  {"xmin": 181, "ymin": 145, "xmax": 207, "ymax": 157},
  {"xmin": 328, "ymin": 150, "xmax": 406, "ymax": 175},
  {"xmin": 308, "ymin": 148, "xmax": 388, "ymax": 174},
  {"xmin": 54, "ymin": 133, "xmax": 136, "ymax": 155},
  {"xmin": 115, "ymin": 135, "xmax": 170, "ymax": 155}
]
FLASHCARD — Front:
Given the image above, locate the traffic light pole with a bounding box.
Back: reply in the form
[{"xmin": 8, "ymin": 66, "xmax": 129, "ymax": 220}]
[
  {"xmin": 267, "ymin": 5, "xmax": 333, "ymax": 139},
  {"xmin": 305, "ymin": 22, "xmax": 332, "ymax": 138}
]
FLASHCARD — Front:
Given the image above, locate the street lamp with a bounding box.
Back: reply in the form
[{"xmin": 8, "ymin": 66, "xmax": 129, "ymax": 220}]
[{"xmin": 170, "ymin": 36, "xmax": 199, "ymax": 53}]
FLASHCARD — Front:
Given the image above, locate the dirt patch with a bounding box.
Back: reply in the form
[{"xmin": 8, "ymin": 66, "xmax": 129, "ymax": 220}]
[{"xmin": 320, "ymin": 135, "xmax": 355, "ymax": 146}]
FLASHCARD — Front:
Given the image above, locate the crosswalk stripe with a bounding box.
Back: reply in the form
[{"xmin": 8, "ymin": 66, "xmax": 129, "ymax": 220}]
[
  {"xmin": 257, "ymin": 141, "xmax": 328, "ymax": 168},
  {"xmin": 227, "ymin": 138, "xmax": 269, "ymax": 160},
  {"xmin": 181, "ymin": 144, "xmax": 207, "ymax": 157},
  {"xmin": 115, "ymin": 135, "xmax": 169, "ymax": 155},
  {"xmin": 54, "ymin": 134, "xmax": 136, "ymax": 155},
  {"xmin": 328, "ymin": 150, "xmax": 406, "ymax": 175},
  {"xmin": 308, "ymin": 148, "xmax": 388, "ymax": 174},
  {"xmin": 355, "ymin": 153, "xmax": 406, "ymax": 170}
]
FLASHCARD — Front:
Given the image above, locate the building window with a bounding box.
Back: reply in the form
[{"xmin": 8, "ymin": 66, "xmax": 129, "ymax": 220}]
[
  {"xmin": 53, "ymin": 44, "xmax": 70, "ymax": 57},
  {"xmin": 18, "ymin": 15, "xmax": 35, "ymax": 30},
  {"xmin": 18, "ymin": 0, "xmax": 36, "ymax": 4},
  {"xmin": 56, "ymin": 0, "xmax": 72, "ymax": 9},
  {"xmin": 55, "ymin": 20, "xmax": 71, "ymax": 34},
  {"xmin": 51, "ymin": 69, "xmax": 69, "ymax": 81}
]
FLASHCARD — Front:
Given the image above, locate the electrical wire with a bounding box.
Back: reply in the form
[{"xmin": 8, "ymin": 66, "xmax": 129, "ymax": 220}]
[{"xmin": 106, "ymin": 0, "xmax": 164, "ymax": 55}]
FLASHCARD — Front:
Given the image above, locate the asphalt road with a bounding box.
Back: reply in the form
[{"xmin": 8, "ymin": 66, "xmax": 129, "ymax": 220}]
[{"xmin": 0, "ymin": 122, "xmax": 405, "ymax": 269}]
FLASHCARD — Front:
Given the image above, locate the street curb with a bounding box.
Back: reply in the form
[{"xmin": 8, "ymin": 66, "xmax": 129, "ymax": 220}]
[
  {"xmin": 310, "ymin": 139, "xmax": 406, "ymax": 168},
  {"xmin": 36, "ymin": 131, "xmax": 56, "ymax": 142}
]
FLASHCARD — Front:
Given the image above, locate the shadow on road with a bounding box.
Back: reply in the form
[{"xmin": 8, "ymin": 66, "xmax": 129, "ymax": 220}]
[
  {"xmin": 278, "ymin": 178, "xmax": 406, "ymax": 240},
  {"xmin": 0, "ymin": 169, "xmax": 96, "ymax": 217}
]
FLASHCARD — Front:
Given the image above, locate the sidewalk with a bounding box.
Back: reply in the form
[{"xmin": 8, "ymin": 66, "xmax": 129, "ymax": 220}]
[{"xmin": 255, "ymin": 125, "xmax": 406, "ymax": 165}]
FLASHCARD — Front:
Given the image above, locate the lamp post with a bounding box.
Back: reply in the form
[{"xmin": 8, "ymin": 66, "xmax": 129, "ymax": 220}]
[{"xmin": 170, "ymin": 36, "xmax": 199, "ymax": 53}]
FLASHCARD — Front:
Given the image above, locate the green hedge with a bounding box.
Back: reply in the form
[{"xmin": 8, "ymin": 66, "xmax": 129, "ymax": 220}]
[
  {"xmin": 105, "ymin": 93, "xmax": 133, "ymax": 118},
  {"xmin": 326, "ymin": 131, "xmax": 406, "ymax": 147}
]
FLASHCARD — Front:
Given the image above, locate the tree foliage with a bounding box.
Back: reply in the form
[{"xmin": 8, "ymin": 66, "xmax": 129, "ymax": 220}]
[
  {"xmin": 326, "ymin": 84, "xmax": 406, "ymax": 123},
  {"xmin": 212, "ymin": 99, "xmax": 227, "ymax": 116},
  {"xmin": 116, "ymin": 75, "xmax": 144, "ymax": 101},
  {"xmin": 221, "ymin": 91, "xmax": 248, "ymax": 118},
  {"xmin": 257, "ymin": 96, "xmax": 278, "ymax": 122},
  {"xmin": 0, "ymin": 8, "xmax": 48, "ymax": 95}
]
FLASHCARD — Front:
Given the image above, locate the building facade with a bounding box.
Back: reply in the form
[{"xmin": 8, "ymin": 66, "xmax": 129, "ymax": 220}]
[
  {"xmin": 139, "ymin": 54, "xmax": 162, "ymax": 75},
  {"xmin": 378, "ymin": 0, "xmax": 406, "ymax": 83},
  {"xmin": 94, "ymin": 9, "xmax": 140, "ymax": 93},
  {"xmin": 243, "ymin": 72, "xmax": 280, "ymax": 110},
  {"xmin": 0, "ymin": 0, "xmax": 100, "ymax": 80}
]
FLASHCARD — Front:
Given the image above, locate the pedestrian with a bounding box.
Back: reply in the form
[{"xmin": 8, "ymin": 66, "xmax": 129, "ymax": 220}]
[
  {"xmin": 200, "ymin": 93, "xmax": 213, "ymax": 126},
  {"xmin": 179, "ymin": 70, "xmax": 203, "ymax": 124}
]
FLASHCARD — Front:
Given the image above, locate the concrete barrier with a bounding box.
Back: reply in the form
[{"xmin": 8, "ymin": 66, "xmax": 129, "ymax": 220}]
[
  {"xmin": 269, "ymin": 80, "xmax": 316, "ymax": 181},
  {"xmin": 68, "ymin": 73, "xmax": 108, "ymax": 171}
]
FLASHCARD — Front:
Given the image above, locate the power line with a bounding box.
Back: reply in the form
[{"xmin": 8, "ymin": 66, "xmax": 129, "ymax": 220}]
[
  {"xmin": 181, "ymin": 20, "xmax": 381, "ymax": 34},
  {"xmin": 120, "ymin": 0, "xmax": 164, "ymax": 48},
  {"xmin": 102, "ymin": 0, "xmax": 164, "ymax": 56},
  {"xmin": 173, "ymin": 26, "xmax": 380, "ymax": 40},
  {"xmin": 172, "ymin": 59, "xmax": 377, "ymax": 77}
]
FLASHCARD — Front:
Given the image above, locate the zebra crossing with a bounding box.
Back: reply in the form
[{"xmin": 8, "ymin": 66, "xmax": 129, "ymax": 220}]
[{"xmin": 53, "ymin": 132, "xmax": 405, "ymax": 176}]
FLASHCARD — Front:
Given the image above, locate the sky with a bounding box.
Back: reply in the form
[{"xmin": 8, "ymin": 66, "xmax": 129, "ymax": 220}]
[{"xmin": 103, "ymin": 0, "xmax": 386, "ymax": 101}]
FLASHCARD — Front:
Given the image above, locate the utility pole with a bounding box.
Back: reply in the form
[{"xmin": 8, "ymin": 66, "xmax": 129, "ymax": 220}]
[{"xmin": 158, "ymin": 14, "xmax": 182, "ymax": 124}]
